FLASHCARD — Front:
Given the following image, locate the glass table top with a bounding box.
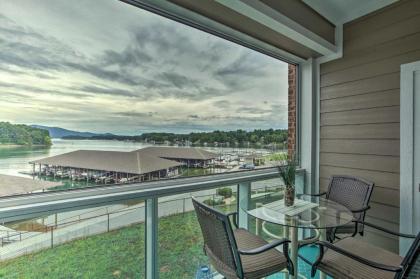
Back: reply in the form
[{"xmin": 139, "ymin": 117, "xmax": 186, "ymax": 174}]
[{"xmin": 242, "ymin": 194, "xmax": 354, "ymax": 229}]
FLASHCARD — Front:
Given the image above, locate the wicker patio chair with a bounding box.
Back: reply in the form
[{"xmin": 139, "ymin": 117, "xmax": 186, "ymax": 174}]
[
  {"xmin": 312, "ymin": 175, "xmax": 374, "ymax": 241},
  {"xmin": 192, "ymin": 198, "xmax": 294, "ymax": 279},
  {"xmin": 311, "ymin": 220, "xmax": 419, "ymax": 279}
]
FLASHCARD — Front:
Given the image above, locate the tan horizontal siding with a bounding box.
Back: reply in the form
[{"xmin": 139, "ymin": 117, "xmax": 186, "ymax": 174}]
[
  {"xmin": 321, "ymin": 49, "xmax": 420, "ymax": 87},
  {"xmin": 322, "ymin": 31, "xmax": 420, "ymax": 74},
  {"xmin": 320, "ymin": 177, "xmax": 399, "ymax": 207},
  {"xmin": 344, "ymin": 14, "xmax": 420, "ymax": 54},
  {"xmin": 320, "ymin": 106, "xmax": 400, "ymax": 126},
  {"xmin": 321, "ymin": 89, "xmax": 399, "ymax": 113},
  {"xmin": 320, "ymin": 153, "xmax": 399, "ymax": 173},
  {"xmin": 344, "ymin": 0, "xmax": 420, "ymax": 41},
  {"xmin": 368, "ymin": 202, "xmax": 399, "ymax": 224},
  {"xmin": 320, "ymin": 123, "xmax": 399, "ymax": 140},
  {"xmin": 361, "ymin": 217, "xmax": 399, "ymax": 253},
  {"xmin": 321, "ymin": 73, "xmax": 399, "ymax": 100},
  {"xmin": 320, "ymin": 139, "xmax": 399, "ymax": 156},
  {"xmin": 360, "ymin": 231, "xmax": 398, "ymax": 253},
  {"xmin": 319, "ymin": 166, "xmax": 399, "ymax": 190}
]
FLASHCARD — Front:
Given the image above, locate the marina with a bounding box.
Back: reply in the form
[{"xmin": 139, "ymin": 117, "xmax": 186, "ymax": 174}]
[{"xmin": 1, "ymin": 139, "xmax": 284, "ymax": 192}]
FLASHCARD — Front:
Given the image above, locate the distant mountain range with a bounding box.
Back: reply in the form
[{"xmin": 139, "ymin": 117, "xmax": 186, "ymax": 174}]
[{"xmin": 31, "ymin": 125, "xmax": 114, "ymax": 139}]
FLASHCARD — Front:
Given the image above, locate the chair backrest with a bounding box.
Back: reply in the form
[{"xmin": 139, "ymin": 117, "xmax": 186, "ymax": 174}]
[
  {"xmin": 192, "ymin": 198, "xmax": 243, "ymax": 278},
  {"xmin": 326, "ymin": 175, "xmax": 374, "ymax": 222},
  {"xmin": 399, "ymin": 232, "xmax": 420, "ymax": 279}
]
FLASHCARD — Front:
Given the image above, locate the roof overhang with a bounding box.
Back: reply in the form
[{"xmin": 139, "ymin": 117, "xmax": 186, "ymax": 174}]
[
  {"xmin": 121, "ymin": 0, "xmax": 398, "ymax": 64},
  {"xmin": 122, "ymin": 0, "xmax": 337, "ymax": 63},
  {"xmin": 213, "ymin": 0, "xmax": 337, "ymax": 56}
]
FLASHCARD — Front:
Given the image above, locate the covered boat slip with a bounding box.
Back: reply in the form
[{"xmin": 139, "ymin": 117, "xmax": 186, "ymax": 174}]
[
  {"xmin": 135, "ymin": 146, "xmax": 217, "ymax": 168},
  {"xmin": 30, "ymin": 147, "xmax": 217, "ymax": 184}
]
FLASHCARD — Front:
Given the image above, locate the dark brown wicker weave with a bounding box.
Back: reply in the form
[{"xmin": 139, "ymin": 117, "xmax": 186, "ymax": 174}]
[
  {"xmin": 311, "ymin": 221, "xmax": 419, "ymax": 279},
  {"xmin": 313, "ymin": 175, "xmax": 374, "ymax": 241},
  {"xmin": 192, "ymin": 198, "xmax": 294, "ymax": 279}
]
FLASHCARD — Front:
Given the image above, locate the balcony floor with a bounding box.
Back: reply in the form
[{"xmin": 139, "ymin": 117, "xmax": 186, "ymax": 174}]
[{"xmin": 267, "ymin": 245, "xmax": 331, "ymax": 279}]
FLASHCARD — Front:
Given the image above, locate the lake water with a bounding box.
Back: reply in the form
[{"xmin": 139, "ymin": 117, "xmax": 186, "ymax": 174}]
[{"xmin": 0, "ymin": 139, "xmax": 154, "ymax": 178}]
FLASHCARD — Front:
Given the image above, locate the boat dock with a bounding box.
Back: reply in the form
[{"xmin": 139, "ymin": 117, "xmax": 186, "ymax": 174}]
[{"xmin": 29, "ymin": 147, "xmax": 217, "ymax": 184}]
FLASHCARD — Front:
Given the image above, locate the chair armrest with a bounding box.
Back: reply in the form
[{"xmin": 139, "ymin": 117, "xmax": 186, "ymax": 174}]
[
  {"xmin": 353, "ymin": 221, "xmax": 416, "ymax": 238},
  {"xmin": 238, "ymin": 238, "xmax": 290, "ymax": 255},
  {"xmin": 315, "ymin": 241, "xmax": 403, "ymax": 273},
  {"xmin": 226, "ymin": 212, "xmax": 238, "ymax": 228},
  {"xmin": 351, "ymin": 205, "xmax": 370, "ymax": 213},
  {"xmin": 309, "ymin": 192, "xmax": 327, "ymax": 197}
]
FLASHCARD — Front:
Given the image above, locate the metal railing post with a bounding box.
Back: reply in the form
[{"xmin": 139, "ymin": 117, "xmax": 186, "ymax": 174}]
[
  {"xmin": 255, "ymin": 203, "xmax": 263, "ymax": 236},
  {"xmin": 51, "ymin": 227, "xmax": 54, "ymax": 248},
  {"xmin": 238, "ymin": 182, "xmax": 251, "ymax": 230},
  {"xmin": 145, "ymin": 197, "xmax": 158, "ymax": 279},
  {"xmin": 107, "ymin": 213, "xmax": 110, "ymax": 232}
]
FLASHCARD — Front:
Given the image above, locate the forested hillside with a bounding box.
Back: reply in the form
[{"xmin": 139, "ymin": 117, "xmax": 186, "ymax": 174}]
[
  {"xmin": 0, "ymin": 122, "xmax": 52, "ymax": 146},
  {"xmin": 63, "ymin": 129, "xmax": 288, "ymax": 148}
]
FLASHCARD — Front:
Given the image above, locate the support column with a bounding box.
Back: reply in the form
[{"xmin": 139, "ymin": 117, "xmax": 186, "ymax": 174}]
[
  {"xmin": 145, "ymin": 197, "xmax": 158, "ymax": 279},
  {"xmin": 290, "ymin": 221, "xmax": 298, "ymax": 279},
  {"xmin": 299, "ymin": 58, "xmax": 317, "ymax": 196},
  {"xmin": 237, "ymin": 182, "xmax": 251, "ymax": 229}
]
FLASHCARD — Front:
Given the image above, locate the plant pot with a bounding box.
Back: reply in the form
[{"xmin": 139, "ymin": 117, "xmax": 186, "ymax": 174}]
[{"xmin": 284, "ymin": 186, "xmax": 295, "ymax": 207}]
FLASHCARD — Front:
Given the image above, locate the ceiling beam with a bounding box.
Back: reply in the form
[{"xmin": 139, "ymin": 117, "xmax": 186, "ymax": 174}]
[{"xmin": 215, "ymin": 0, "xmax": 338, "ymax": 56}]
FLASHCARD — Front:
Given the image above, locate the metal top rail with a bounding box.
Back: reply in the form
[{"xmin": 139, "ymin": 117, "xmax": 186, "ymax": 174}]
[{"xmin": 0, "ymin": 167, "xmax": 302, "ymax": 222}]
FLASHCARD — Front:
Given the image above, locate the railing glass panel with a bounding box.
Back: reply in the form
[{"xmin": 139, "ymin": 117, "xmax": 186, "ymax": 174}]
[{"xmin": 0, "ymin": 199, "xmax": 146, "ymax": 278}]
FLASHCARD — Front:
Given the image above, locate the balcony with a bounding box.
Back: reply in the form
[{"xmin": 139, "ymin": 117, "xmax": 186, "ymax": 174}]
[
  {"xmin": 0, "ymin": 0, "xmax": 419, "ymax": 278},
  {"xmin": 0, "ymin": 168, "xmax": 307, "ymax": 278}
]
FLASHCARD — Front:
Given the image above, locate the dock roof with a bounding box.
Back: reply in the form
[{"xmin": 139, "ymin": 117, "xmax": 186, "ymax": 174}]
[
  {"xmin": 0, "ymin": 174, "xmax": 61, "ymax": 196},
  {"xmin": 30, "ymin": 150, "xmax": 183, "ymax": 175},
  {"xmin": 134, "ymin": 146, "xmax": 217, "ymax": 160}
]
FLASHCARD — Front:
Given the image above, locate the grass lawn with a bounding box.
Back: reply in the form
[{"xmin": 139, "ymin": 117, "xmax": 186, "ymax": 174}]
[
  {"xmin": 0, "ymin": 211, "xmax": 207, "ymax": 279},
  {"xmin": 264, "ymin": 152, "xmax": 287, "ymax": 162},
  {"xmin": 179, "ymin": 167, "xmax": 221, "ymax": 177}
]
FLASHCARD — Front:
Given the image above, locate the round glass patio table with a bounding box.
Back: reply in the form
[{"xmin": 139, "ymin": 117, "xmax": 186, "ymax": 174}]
[{"xmin": 240, "ymin": 194, "xmax": 354, "ymax": 279}]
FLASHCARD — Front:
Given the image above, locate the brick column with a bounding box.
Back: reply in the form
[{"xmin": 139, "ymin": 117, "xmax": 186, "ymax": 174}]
[{"xmin": 288, "ymin": 64, "xmax": 297, "ymax": 158}]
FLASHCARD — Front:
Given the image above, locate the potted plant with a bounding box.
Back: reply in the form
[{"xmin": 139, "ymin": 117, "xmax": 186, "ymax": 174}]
[{"xmin": 278, "ymin": 154, "xmax": 297, "ymax": 207}]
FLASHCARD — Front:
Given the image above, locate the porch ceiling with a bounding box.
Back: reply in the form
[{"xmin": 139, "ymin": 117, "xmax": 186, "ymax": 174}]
[{"xmin": 169, "ymin": 0, "xmax": 328, "ymax": 59}]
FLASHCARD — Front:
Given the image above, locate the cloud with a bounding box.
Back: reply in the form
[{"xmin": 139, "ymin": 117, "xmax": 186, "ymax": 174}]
[
  {"xmin": 157, "ymin": 72, "xmax": 198, "ymax": 89},
  {"xmin": 0, "ymin": 1, "xmax": 288, "ymax": 134},
  {"xmin": 70, "ymin": 85, "xmax": 140, "ymax": 98},
  {"xmin": 102, "ymin": 48, "xmax": 152, "ymax": 68},
  {"xmin": 0, "ymin": 81, "xmax": 88, "ymax": 98},
  {"xmin": 235, "ymin": 106, "xmax": 272, "ymax": 114},
  {"xmin": 117, "ymin": 111, "xmax": 156, "ymax": 118}
]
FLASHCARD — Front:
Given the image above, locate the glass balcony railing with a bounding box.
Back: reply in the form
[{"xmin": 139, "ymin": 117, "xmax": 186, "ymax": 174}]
[{"xmin": 0, "ymin": 167, "xmax": 306, "ymax": 279}]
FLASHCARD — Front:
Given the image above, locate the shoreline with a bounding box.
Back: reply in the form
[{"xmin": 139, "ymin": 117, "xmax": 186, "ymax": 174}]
[
  {"xmin": 57, "ymin": 138, "xmax": 285, "ymax": 150},
  {"xmin": 0, "ymin": 144, "xmax": 52, "ymax": 149}
]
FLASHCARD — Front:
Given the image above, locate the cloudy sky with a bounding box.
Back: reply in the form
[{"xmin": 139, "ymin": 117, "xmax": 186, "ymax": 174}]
[{"xmin": 0, "ymin": 0, "xmax": 288, "ymax": 135}]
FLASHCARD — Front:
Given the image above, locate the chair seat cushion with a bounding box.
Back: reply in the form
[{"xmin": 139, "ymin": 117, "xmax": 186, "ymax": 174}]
[
  {"xmin": 234, "ymin": 228, "xmax": 288, "ymax": 279},
  {"xmin": 318, "ymin": 237, "xmax": 403, "ymax": 279}
]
